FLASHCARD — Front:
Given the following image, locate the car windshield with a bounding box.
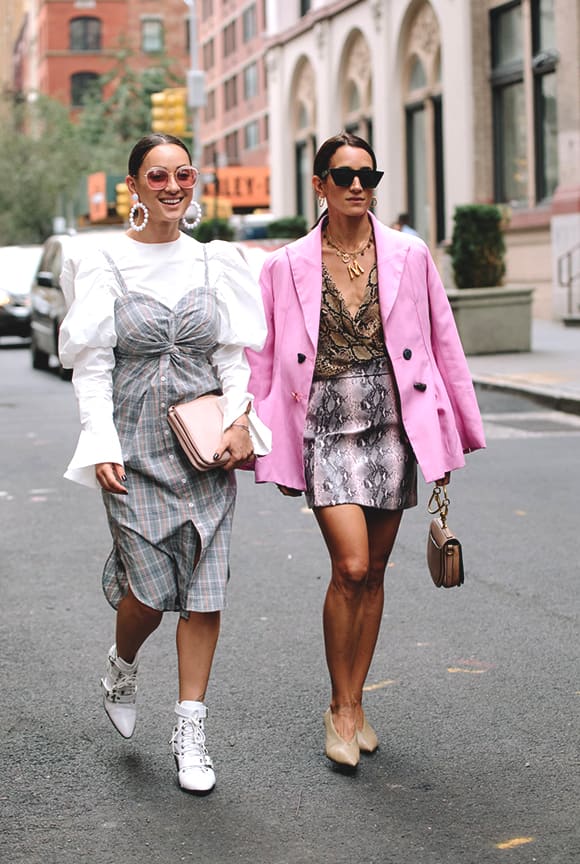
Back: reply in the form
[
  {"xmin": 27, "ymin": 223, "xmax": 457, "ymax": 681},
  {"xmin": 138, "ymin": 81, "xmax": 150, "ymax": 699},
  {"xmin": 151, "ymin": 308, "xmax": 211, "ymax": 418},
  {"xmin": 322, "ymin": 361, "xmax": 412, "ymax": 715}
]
[{"xmin": 0, "ymin": 246, "xmax": 43, "ymax": 295}]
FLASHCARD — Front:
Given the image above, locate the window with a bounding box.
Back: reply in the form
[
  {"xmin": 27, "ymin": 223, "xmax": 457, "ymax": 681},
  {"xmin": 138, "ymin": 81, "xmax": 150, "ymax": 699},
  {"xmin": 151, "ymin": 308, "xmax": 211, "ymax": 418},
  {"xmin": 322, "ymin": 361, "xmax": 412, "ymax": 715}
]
[
  {"xmin": 243, "ymin": 63, "xmax": 259, "ymax": 100},
  {"xmin": 244, "ymin": 120, "xmax": 259, "ymax": 150},
  {"xmin": 491, "ymin": 0, "xmax": 559, "ymax": 204},
  {"xmin": 242, "ymin": 4, "xmax": 257, "ymax": 42},
  {"xmin": 406, "ymin": 106, "xmax": 429, "ymax": 241},
  {"xmin": 224, "ymin": 76, "xmax": 238, "ymax": 111},
  {"xmin": 203, "ymin": 39, "xmax": 215, "ymax": 71},
  {"xmin": 223, "ymin": 21, "xmax": 236, "ymax": 57},
  {"xmin": 300, "ymin": 0, "xmax": 311, "ymax": 15},
  {"xmin": 403, "ymin": 6, "xmax": 444, "ymax": 245},
  {"xmin": 204, "ymin": 90, "xmax": 216, "ymax": 122},
  {"xmin": 225, "ymin": 130, "xmax": 239, "ymax": 163},
  {"xmin": 532, "ymin": 0, "xmax": 558, "ymax": 199},
  {"xmin": 142, "ymin": 18, "xmax": 164, "ymax": 54},
  {"xmin": 71, "ymin": 71, "xmax": 99, "ymax": 107},
  {"xmin": 70, "ymin": 17, "xmax": 101, "ymax": 51}
]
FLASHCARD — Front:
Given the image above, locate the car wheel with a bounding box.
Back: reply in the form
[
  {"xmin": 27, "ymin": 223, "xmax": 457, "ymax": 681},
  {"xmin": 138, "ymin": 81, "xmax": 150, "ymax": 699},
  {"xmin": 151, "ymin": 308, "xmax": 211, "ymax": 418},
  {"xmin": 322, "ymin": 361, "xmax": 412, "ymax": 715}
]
[
  {"xmin": 31, "ymin": 335, "xmax": 50, "ymax": 370},
  {"xmin": 59, "ymin": 364, "xmax": 73, "ymax": 381}
]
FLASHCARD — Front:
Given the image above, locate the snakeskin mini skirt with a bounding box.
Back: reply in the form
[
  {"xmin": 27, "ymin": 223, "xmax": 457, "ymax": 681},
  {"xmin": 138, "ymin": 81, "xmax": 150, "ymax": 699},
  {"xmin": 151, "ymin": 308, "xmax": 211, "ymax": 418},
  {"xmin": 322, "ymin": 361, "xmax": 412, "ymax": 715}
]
[{"xmin": 303, "ymin": 356, "xmax": 417, "ymax": 510}]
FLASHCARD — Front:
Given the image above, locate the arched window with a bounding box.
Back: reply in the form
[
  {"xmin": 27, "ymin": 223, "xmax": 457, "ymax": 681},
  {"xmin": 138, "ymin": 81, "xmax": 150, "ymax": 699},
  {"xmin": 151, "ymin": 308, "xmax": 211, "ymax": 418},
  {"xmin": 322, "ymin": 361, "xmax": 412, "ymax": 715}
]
[
  {"xmin": 292, "ymin": 60, "xmax": 317, "ymax": 222},
  {"xmin": 71, "ymin": 72, "xmax": 100, "ymax": 107},
  {"xmin": 341, "ymin": 32, "xmax": 373, "ymax": 144},
  {"xmin": 404, "ymin": 3, "xmax": 444, "ymax": 245},
  {"xmin": 69, "ymin": 17, "xmax": 101, "ymax": 52}
]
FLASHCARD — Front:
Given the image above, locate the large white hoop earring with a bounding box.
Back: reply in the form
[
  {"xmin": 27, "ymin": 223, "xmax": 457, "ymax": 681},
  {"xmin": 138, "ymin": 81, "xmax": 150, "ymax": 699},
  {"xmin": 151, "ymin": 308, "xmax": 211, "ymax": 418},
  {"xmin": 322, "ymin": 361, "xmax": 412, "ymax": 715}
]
[
  {"xmin": 129, "ymin": 196, "xmax": 149, "ymax": 232},
  {"xmin": 181, "ymin": 200, "xmax": 202, "ymax": 231},
  {"xmin": 371, "ymin": 196, "xmax": 378, "ymax": 209},
  {"xmin": 318, "ymin": 196, "xmax": 326, "ymax": 208}
]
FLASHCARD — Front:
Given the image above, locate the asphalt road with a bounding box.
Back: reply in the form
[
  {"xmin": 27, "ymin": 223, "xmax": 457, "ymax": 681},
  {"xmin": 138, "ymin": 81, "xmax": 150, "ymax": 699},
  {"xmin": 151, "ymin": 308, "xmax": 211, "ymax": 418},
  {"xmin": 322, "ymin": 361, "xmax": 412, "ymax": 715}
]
[{"xmin": 1, "ymin": 340, "xmax": 579, "ymax": 864}]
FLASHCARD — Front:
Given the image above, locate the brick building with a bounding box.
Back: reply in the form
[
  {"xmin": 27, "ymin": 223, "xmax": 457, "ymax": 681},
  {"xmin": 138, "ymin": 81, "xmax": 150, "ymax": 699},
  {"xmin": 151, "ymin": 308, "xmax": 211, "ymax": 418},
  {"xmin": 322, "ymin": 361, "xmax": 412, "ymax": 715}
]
[
  {"xmin": 198, "ymin": 0, "xmax": 270, "ymax": 211},
  {"xmin": 5, "ymin": 0, "xmax": 191, "ymax": 108},
  {"xmin": 2, "ymin": 0, "xmax": 272, "ymax": 213}
]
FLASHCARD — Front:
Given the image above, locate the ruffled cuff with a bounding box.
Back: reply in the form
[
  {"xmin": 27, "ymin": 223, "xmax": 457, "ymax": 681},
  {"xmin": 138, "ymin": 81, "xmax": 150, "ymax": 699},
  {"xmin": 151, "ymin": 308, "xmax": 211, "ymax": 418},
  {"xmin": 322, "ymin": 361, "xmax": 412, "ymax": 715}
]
[
  {"xmin": 218, "ymin": 393, "xmax": 272, "ymax": 456},
  {"xmin": 64, "ymin": 425, "xmax": 124, "ymax": 489}
]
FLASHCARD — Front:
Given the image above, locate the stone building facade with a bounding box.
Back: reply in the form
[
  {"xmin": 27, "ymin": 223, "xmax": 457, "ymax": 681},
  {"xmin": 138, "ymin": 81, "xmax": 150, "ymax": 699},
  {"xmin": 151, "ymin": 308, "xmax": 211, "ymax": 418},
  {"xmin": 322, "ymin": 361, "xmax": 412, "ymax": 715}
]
[{"xmin": 265, "ymin": 0, "xmax": 580, "ymax": 319}]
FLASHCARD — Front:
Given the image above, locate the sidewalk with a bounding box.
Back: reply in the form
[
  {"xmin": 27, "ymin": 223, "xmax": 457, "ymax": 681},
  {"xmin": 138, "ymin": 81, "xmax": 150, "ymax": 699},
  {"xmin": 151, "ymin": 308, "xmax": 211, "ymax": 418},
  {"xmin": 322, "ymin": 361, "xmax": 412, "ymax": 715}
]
[{"xmin": 468, "ymin": 319, "xmax": 580, "ymax": 415}]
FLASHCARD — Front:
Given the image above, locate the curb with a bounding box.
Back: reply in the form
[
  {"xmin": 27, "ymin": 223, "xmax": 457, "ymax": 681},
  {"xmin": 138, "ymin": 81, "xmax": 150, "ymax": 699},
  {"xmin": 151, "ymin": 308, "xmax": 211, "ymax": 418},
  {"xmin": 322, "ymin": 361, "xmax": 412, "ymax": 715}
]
[{"xmin": 472, "ymin": 377, "xmax": 580, "ymax": 417}]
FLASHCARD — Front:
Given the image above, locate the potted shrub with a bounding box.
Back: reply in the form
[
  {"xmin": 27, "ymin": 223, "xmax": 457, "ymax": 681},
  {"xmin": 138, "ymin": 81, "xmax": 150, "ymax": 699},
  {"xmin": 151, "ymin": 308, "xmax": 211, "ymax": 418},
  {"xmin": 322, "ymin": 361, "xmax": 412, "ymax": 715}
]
[
  {"xmin": 190, "ymin": 218, "xmax": 234, "ymax": 243},
  {"xmin": 267, "ymin": 216, "xmax": 307, "ymax": 240},
  {"xmin": 447, "ymin": 204, "xmax": 533, "ymax": 354}
]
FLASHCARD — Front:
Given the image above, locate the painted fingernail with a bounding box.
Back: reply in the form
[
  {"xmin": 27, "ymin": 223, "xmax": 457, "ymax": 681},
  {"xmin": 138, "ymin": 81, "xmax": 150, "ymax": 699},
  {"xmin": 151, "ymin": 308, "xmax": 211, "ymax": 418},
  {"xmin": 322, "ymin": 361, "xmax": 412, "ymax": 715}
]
[
  {"xmin": 213, "ymin": 453, "xmax": 220, "ymax": 461},
  {"xmin": 121, "ymin": 474, "xmax": 127, "ymax": 481}
]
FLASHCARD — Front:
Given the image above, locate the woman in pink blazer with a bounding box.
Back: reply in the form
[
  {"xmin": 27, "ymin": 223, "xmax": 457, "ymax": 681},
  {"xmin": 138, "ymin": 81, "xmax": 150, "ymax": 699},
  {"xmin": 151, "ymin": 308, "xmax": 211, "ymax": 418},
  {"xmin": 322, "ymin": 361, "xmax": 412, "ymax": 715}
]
[{"xmin": 247, "ymin": 133, "xmax": 485, "ymax": 769}]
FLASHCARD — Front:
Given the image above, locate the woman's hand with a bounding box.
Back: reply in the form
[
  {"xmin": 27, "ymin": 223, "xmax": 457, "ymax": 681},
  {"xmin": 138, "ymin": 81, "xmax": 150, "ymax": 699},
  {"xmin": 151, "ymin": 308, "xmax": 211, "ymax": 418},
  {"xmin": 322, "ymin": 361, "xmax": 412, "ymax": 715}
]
[
  {"xmin": 276, "ymin": 485, "xmax": 303, "ymax": 497},
  {"xmin": 216, "ymin": 417, "xmax": 255, "ymax": 471},
  {"xmin": 95, "ymin": 462, "xmax": 128, "ymax": 494}
]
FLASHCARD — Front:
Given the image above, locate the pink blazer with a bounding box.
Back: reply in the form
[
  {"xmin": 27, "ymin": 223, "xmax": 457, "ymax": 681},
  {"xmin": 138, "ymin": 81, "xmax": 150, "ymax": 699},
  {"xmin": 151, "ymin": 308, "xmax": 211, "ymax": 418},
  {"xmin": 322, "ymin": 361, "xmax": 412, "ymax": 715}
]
[{"xmin": 247, "ymin": 213, "xmax": 485, "ymax": 488}]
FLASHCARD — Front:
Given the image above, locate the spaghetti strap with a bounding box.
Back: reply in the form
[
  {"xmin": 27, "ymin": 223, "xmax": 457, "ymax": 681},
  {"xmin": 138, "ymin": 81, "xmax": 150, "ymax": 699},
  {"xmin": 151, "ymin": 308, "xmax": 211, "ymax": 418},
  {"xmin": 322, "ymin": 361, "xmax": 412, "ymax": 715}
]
[
  {"xmin": 101, "ymin": 249, "xmax": 129, "ymax": 295},
  {"xmin": 203, "ymin": 245, "xmax": 209, "ymax": 290}
]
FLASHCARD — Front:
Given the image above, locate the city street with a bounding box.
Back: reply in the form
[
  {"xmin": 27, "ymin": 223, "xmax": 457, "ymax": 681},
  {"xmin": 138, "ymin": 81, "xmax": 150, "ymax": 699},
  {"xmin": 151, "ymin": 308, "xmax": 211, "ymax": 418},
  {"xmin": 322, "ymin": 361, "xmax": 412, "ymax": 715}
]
[{"xmin": 1, "ymin": 341, "xmax": 579, "ymax": 864}]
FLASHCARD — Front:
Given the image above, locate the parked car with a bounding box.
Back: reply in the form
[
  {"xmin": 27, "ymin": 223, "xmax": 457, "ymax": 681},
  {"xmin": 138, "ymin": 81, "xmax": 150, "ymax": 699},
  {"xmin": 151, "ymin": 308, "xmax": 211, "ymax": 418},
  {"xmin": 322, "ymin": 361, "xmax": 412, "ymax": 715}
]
[
  {"xmin": 29, "ymin": 229, "xmax": 123, "ymax": 378},
  {"xmin": 0, "ymin": 245, "xmax": 43, "ymax": 339}
]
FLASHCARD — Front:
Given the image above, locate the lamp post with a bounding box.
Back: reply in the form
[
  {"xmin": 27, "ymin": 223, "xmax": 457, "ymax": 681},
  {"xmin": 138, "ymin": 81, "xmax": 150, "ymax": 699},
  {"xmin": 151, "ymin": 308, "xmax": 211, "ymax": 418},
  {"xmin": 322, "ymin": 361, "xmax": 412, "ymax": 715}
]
[{"xmin": 183, "ymin": 0, "xmax": 206, "ymax": 203}]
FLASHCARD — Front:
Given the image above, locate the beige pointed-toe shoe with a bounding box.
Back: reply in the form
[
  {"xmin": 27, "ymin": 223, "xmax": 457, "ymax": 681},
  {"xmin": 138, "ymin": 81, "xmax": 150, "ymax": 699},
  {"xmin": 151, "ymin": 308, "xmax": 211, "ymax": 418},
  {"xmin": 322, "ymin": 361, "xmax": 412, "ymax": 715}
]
[
  {"xmin": 356, "ymin": 712, "xmax": 379, "ymax": 753},
  {"xmin": 323, "ymin": 708, "xmax": 360, "ymax": 767}
]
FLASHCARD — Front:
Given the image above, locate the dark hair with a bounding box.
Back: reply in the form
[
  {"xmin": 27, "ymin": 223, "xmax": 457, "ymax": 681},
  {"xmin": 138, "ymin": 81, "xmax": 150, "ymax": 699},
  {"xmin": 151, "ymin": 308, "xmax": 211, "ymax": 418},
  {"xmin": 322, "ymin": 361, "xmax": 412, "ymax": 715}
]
[
  {"xmin": 128, "ymin": 134, "xmax": 192, "ymax": 177},
  {"xmin": 313, "ymin": 132, "xmax": 377, "ymax": 178}
]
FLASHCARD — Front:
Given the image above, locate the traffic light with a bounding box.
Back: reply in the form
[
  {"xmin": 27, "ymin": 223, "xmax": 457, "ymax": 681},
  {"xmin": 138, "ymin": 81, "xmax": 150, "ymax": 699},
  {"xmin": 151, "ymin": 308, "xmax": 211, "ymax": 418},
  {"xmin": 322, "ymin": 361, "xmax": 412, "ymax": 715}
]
[
  {"xmin": 150, "ymin": 88, "xmax": 189, "ymax": 136},
  {"xmin": 115, "ymin": 182, "xmax": 131, "ymax": 220},
  {"xmin": 151, "ymin": 90, "xmax": 168, "ymax": 133},
  {"xmin": 167, "ymin": 88, "xmax": 188, "ymax": 136}
]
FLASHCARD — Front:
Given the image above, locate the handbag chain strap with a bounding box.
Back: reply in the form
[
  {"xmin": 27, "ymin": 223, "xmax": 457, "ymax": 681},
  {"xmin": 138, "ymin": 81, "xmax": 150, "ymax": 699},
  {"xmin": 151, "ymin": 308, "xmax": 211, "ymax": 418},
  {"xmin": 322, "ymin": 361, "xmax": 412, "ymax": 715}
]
[{"xmin": 428, "ymin": 484, "xmax": 450, "ymax": 528}]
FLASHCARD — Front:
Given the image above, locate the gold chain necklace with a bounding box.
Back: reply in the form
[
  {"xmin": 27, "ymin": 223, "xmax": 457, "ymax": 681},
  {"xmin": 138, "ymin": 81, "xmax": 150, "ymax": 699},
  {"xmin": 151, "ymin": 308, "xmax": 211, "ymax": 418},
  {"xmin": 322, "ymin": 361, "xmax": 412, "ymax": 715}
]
[{"xmin": 324, "ymin": 229, "xmax": 374, "ymax": 280}]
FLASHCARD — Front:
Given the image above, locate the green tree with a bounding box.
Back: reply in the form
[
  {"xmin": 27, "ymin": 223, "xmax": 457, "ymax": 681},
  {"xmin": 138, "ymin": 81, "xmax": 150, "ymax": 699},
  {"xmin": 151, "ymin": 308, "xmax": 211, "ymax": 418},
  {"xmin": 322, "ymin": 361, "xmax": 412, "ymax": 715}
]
[
  {"xmin": 77, "ymin": 50, "xmax": 184, "ymax": 176},
  {"xmin": 0, "ymin": 96, "xmax": 86, "ymax": 244},
  {"xmin": 0, "ymin": 51, "xmax": 186, "ymax": 244}
]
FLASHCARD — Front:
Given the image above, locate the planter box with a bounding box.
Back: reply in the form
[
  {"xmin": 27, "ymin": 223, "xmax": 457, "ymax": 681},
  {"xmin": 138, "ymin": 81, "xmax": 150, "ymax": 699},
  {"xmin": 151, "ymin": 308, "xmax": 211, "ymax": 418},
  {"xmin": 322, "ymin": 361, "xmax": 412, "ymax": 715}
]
[{"xmin": 447, "ymin": 285, "xmax": 534, "ymax": 355}]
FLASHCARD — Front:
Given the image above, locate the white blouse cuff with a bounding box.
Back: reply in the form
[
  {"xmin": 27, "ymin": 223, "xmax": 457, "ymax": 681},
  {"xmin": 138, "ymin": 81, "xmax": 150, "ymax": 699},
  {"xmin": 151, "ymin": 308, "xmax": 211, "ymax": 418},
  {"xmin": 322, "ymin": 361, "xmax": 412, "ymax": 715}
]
[
  {"xmin": 218, "ymin": 393, "xmax": 272, "ymax": 456},
  {"xmin": 64, "ymin": 427, "xmax": 124, "ymax": 489}
]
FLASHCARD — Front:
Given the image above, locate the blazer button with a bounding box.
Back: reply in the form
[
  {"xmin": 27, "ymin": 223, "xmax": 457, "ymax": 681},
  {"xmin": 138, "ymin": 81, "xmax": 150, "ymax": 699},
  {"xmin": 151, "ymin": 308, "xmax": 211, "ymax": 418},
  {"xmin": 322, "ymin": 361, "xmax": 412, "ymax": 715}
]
[
  {"xmin": 297, "ymin": 353, "xmax": 306, "ymax": 364},
  {"xmin": 403, "ymin": 348, "xmax": 412, "ymax": 360},
  {"xmin": 413, "ymin": 382, "xmax": 427, "ymax": 392}
]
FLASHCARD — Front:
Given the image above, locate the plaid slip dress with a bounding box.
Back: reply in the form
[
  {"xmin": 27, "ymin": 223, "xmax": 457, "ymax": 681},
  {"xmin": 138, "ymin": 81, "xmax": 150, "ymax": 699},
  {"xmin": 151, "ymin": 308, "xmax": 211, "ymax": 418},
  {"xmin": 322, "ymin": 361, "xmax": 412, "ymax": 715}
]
[{"xmin": 100, "ymin": 247, "xmax": 236, "ymax": 616}]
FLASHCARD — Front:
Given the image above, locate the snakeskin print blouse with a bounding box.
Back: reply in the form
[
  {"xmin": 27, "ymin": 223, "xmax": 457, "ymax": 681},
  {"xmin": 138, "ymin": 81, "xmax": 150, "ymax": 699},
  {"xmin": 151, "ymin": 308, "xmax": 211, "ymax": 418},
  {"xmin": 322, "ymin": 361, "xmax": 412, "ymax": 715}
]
[{"xmin": 314, "ymin": 262, "xmax": 387, "ymax": 379}]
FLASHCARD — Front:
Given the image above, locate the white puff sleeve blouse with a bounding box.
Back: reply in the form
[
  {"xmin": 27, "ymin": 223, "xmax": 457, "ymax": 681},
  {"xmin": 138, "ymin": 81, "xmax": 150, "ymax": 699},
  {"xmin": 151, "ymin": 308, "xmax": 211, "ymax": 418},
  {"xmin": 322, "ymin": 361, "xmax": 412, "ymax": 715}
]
[{"xmin": 59, "ymin": 232, "xmax": 271, "ymax": 488}]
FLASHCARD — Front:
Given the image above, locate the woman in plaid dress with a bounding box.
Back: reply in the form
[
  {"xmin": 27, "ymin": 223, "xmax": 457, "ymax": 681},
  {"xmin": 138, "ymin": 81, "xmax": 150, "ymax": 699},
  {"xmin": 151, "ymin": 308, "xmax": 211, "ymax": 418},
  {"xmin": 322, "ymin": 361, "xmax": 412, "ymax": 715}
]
[{"xmin": 59, "ymin": 134, "xmax": 271, "ymax": 794}]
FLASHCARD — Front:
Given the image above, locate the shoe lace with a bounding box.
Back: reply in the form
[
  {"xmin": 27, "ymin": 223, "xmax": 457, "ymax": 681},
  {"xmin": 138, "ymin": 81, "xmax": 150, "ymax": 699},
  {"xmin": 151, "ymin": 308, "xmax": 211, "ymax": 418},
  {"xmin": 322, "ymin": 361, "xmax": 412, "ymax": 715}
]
[
  {"xmin": 171, "ymin": 717, "xmax": 213, "ymax": 768},
  {"xmin": 107, "ymin": 668, "xmax": 137, "ymax": 702}
]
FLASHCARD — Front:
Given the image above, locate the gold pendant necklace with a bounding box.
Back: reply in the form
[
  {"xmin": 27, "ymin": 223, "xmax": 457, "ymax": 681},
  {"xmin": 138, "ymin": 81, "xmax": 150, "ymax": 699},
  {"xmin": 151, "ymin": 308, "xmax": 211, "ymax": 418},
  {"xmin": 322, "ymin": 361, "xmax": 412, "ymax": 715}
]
[{"xmin": 325, "ymin": 229, "xmax": 374, "ymax": 280}]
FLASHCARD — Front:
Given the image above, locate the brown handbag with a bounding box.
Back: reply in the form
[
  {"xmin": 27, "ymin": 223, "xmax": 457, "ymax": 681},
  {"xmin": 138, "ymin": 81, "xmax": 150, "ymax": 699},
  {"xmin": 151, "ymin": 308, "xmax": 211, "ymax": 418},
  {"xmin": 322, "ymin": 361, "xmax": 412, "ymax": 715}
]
[
  {"xmin": 167, "ymin": 394, "xmax": 230, "ymax": 471},
  {"xmin": 427, "ymin": 485, "xmax": 464, "ymax": 588}
]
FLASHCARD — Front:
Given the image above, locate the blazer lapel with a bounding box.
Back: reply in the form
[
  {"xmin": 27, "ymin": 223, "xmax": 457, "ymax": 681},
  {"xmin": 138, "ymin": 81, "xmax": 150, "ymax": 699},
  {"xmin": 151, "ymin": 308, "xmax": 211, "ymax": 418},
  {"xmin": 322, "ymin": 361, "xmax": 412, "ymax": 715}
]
[
  {"xmin": 370, "ymin": 213, "xmax": 410, "ymax": 324},
  {"xmin": 286, "ymin": 225, "xmax": 323, "ymax": 353}
]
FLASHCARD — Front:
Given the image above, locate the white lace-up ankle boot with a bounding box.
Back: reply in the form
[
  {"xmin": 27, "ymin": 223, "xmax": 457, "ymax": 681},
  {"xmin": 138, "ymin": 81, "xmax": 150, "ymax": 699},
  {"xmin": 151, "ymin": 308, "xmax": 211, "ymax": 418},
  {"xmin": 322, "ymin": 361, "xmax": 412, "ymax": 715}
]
[
  {"xmin": 171, "ymin": 701, "xmax": 216, "ymax": 794},
  {"xmin": 100, "ymin": 644, "xmax": 138, "ymax": 739}
]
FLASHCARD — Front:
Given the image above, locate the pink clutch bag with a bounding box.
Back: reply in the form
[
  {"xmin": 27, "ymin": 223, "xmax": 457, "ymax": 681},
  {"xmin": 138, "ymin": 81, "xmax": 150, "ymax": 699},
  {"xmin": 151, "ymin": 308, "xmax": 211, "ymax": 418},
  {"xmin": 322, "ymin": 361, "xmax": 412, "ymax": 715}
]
[{"xmin": 167, "ymin": 394, "xmax": 230, "ymax": 471}]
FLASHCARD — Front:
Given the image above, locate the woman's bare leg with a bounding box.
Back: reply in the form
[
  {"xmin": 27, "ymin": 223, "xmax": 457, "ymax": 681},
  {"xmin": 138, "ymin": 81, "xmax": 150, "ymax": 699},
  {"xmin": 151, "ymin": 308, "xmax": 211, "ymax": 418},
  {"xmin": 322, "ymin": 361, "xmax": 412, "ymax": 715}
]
[
  {"xmin": 176, "ymin": 611, "xmax": 221, "ymax": 702},
  {"xmin": 314, "ymin": 504, "xmax": 370, "ymax": 742},
  {"xmin": 115, "ymin": 588, "xmax": 163, "ymax": 662},
  {"xmin": 351, "ymin": 508, "xmax": 403, "ymax": 727}
]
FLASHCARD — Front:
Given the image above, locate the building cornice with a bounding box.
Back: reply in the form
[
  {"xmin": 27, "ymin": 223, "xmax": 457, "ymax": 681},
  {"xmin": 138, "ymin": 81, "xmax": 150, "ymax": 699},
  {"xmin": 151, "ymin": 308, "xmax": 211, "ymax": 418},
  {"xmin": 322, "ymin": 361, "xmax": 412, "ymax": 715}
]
[{"xmin": 267, "ymin": 0, "xmax": 365, "ymax": 50}]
